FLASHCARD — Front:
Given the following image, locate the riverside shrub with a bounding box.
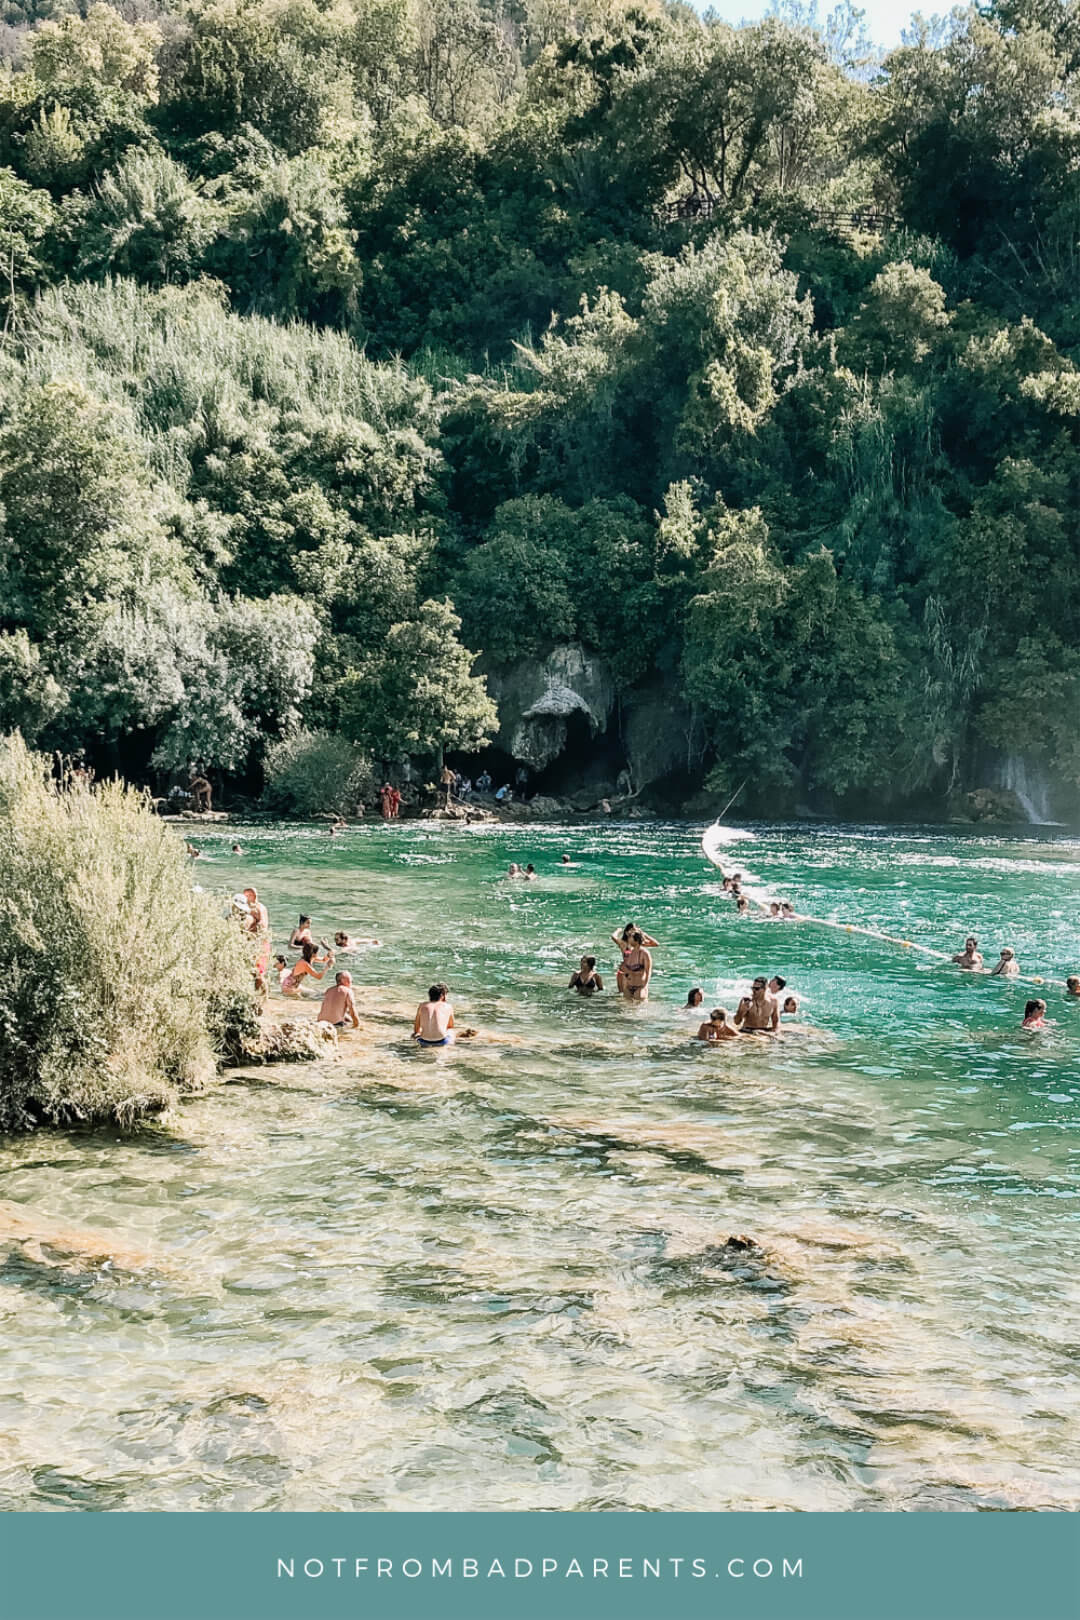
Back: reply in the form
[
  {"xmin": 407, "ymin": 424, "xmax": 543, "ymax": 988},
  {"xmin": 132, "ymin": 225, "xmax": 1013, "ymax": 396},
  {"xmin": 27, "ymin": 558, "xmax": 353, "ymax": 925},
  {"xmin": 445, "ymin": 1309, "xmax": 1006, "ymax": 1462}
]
[
  {"xmin": 261, "ymin": 728, "xmax": 373, "ymax": 817},
  {"xmin": 0, "ymin": 735, "xmax": 258, "ymax": 1132}
]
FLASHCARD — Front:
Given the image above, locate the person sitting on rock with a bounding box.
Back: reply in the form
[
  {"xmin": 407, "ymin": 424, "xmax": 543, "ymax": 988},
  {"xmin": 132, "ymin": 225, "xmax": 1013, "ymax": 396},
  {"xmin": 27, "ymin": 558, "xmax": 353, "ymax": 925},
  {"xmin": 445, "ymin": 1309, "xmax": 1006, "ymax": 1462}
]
[{"xmin": 319, "ymin": 972, "xmax": 359, "ymax": 1030}]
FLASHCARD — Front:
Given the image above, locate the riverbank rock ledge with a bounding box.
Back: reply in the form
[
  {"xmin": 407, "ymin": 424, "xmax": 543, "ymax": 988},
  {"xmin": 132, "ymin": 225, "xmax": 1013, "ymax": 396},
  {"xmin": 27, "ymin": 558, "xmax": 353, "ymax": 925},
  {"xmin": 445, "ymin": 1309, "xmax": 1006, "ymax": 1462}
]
[
  {"xmin": 229, "ymin": 1019, "xmax": 339, "ymax": 1064},
  {"xmin": 487, "ymin": 644, "xmax": 614, "ymax": 770}
]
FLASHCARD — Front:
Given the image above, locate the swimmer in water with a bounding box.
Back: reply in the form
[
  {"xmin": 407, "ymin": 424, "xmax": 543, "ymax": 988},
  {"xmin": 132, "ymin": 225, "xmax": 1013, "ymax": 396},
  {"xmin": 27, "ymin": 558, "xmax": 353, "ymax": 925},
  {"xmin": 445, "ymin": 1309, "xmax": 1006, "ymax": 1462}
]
[
  {"xmin": 952, "ymin": 936, "xmax": 984, "ymax": 970},
  {"xmin": 560, "ymin": 854, "xmax": 575, "ymax": 866},
  {"xmin": 735, "ymin": 896, "xmax": 749, "ymax": 915},
  {"xmin": 735, "ymin": 976, "xmax": 779, "ymax": 1033},
  {"xmin": 990, "ymin": 947, "xmax": 1019, "ymax": 978},
  {"xmin": 289, "ymin": 915, "xmax": 314, "ymax": 949},
  {"xmin": 782, "ymin": 995, "xmax": 798, "ymax": 1015},
  {"xmin": 319, "ymin": 971, "xmax": 360, "ymax": 1030},
  {"xmin": 612, "ymin": 922, "xmax": 658, "ymax": 992},
  {"xmin": 768, "ymin": 902, "xmax": 781, "ymax": 918},
  {"xmin": 334, "ymin": 930, "xmax": 380, "ymax": 949},
  {"xmin": 620, "ymin": 930, "xmax": 652, "ymax": 1001},
  {"xmin": 780, "ymin": 902, "xmax": 796, "ymax": 919},
  {"xmin": 231, "ymin": 842, "xmax": 243, "ymax": 855},
  {"xmin": 413, "ymin": 983, "xmax": 474, "ymax": 1045},
  {"xmin": 1065, "ymin": 976, "xmax": 1080, "ymax": 998},
  {"xmin": 685, "ymin": 987, "xmax": 704, "ymax": 1009},
  {"xmin": 768, "ymin": 975, "xmax": 787, "ymax": 999},
  {"xmin": 697, "ymin": 1007, "xmax": 738, "ymax": 1042},
  {"xmin": 568, "ymin": 955, "xmax": 604, "ymax": 995},
  {"xmin": 1021, "ymin": 998, "xmax": 1047, "ymax": 1029},
  {"xmin": 507, "ymin": 863, "xmax": 525, "ymax": 879},
  {"xmin": 273, "ymin": 954, "xmax": 288, "ymax": 991},
  {"xmin": 524, "ymin": 864, "xmax": 537, "ymax": 880}
]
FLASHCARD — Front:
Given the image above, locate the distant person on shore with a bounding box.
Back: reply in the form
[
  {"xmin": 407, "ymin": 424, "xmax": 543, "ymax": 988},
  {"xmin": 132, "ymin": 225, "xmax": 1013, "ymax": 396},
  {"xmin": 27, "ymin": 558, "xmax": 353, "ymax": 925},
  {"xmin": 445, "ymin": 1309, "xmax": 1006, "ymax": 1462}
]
[
  {"xmin": 320, "ymin": 972, "xmax": 360, "ymax": 1030},
  {"xmin": 569, "ymin": 956, "xmax": 604, "ymax": 995},
  {"xmin": 476, "ymin": 770, "xmax": 492, "ymax": 794},
  {"xmin": 1067, "ymin": 976, "xmax": 1080, "ymax": 998},
  {"xmin": 281, "ymin": 941, "xmax": 333, "ymax": 996},
  {"xmin": 380, "ymin": 783, "xmax": 393, "ymax": 819},
  {"xmin": 991, "ymin": 948, "xmax": 1020, "ymax": 978},
  {"xmin": 685, "ymin": 987, "xmax": 704, "ymax": 1009},
  {"xmin": 612, "ymin": 922, "xmax": 658, "ymax": 992},
  {"xmin": 414, "ymin": 984, "xmax": 456, "ymax": 1045},
  {"xmin": 620, "ymin": 930, "xmax": 652, "ymax": 1001},
  {"xmin": 952, "ymin": 936, "xmax": 984, "ymax": 970},
  {"xmin": 1022, "ymin": 999, "xmax": 1047, "ymax": 1029},
  {"xmin": 735, "ymin": 976, "xmax": 779, "ymax": 1033},
  {"xmin": 697, "ymin": 1007, "xmax": 738, "ymax": 1042},
  {"xmin": 440, "ymin": 765, "xmax": 455, "ymax": 809},
  {"xmin": 389, "ymin": 786, "xmax": 401, "ymax": 819},
  {"xmin": 189, "ymin": 772, "xmax": 212, "ymax": 813},
  {"xmin": 289, "ymin": 915, "xmax": 314, "ymax": 948},
  {"xmin": 495, "ymin": 783, "xmax": 512, "ymax": 803},
  {"xmin": 243, "ymin": 886, "xmax": 271, "ymax": 991}
]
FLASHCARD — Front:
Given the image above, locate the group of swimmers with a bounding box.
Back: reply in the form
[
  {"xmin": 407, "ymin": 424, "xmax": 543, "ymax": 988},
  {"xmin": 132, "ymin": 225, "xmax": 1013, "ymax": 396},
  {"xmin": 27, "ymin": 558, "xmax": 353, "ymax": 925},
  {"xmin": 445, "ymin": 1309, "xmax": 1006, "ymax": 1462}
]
[{"xmin": 950, "ymin": 935, "xmax": 1080, "ymax": 1027}]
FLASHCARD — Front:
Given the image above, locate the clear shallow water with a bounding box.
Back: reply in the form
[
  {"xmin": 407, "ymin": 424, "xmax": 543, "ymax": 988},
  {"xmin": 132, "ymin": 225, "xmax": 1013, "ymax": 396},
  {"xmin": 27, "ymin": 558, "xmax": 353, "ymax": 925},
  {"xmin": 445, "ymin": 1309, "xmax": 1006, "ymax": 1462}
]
[{"xmin": 1, "ymin": 819, "xmax": 1078, "ymax": 1512}]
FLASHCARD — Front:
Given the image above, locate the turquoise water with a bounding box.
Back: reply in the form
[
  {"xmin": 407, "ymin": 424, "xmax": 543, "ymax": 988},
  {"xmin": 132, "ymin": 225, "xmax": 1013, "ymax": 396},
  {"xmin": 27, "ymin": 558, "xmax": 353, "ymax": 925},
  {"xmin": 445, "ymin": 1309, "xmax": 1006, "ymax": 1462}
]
[{"xmin": 1, "ymin": 819, "xmax": 1078, "ymax": 1511}]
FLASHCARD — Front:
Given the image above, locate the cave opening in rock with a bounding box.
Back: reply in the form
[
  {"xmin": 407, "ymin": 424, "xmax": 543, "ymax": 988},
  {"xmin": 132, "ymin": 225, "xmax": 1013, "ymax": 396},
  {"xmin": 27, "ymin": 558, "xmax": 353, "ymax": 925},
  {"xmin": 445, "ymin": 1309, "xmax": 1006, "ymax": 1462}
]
[{"xmin": 529, "ymin": 710, "xmax": 625, "ymax": 800}]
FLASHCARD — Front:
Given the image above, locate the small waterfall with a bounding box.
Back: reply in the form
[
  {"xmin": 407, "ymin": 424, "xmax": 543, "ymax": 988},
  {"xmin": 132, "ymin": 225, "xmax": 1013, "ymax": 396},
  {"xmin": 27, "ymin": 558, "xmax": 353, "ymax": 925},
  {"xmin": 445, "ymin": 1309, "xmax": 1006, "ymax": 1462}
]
[{"xmin": 995, "ymin": 755, "xmax": 1056, "ymax": 824}]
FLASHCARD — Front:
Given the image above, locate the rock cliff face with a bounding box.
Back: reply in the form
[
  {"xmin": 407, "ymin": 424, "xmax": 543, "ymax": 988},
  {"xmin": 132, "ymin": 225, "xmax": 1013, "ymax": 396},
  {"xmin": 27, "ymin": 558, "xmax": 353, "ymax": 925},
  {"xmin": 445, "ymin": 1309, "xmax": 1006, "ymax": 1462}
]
[{"xmin": 487, "ymin": 644, "xmax": 615, "ymax": 770}]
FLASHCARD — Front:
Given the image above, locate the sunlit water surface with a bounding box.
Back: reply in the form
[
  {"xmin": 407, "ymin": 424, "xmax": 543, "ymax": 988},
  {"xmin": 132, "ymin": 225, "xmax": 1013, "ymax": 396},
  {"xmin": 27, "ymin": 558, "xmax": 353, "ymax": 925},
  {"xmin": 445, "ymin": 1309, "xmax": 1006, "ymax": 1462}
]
[{"xmin": 2, "ymin": 820, "xmax": 1078, "ymax": 1512}]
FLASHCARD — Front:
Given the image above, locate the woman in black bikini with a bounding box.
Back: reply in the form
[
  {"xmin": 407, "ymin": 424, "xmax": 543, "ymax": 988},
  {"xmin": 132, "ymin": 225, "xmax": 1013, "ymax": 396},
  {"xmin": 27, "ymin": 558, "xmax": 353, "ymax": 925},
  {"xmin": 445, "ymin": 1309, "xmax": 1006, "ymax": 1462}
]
[{"xmin": 569, "ymin": 955, "xmax": 604, "ymax": 995}]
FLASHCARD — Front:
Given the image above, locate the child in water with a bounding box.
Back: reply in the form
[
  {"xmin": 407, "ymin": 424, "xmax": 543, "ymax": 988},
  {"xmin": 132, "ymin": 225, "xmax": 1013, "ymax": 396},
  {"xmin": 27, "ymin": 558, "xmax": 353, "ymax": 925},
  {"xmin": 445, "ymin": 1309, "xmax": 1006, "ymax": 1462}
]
[
  {"xmin": 697, "ymin": 1008, "xmax": 738, "ymax": 1042},
  {"xmin": 1022, "ymin": 999, "xmax": 1047, "ymax": 1029}
]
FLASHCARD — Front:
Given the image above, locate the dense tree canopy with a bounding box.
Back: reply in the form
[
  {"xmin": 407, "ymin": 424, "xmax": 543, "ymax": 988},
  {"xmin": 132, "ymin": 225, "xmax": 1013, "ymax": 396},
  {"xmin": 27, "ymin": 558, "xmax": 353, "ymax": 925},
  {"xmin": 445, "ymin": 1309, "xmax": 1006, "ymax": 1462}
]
[{"xmin": 0, "ymin": 0, "xmax": 1077, "ymax": 810}]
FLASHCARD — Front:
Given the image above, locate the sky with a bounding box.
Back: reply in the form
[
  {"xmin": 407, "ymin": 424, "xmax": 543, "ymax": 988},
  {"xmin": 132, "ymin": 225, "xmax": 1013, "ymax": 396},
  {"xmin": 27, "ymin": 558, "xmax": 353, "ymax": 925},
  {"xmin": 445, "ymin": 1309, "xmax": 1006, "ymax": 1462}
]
[{"xmin": 703, "ymin": 0, "xmax": 926, "ymax": 48}]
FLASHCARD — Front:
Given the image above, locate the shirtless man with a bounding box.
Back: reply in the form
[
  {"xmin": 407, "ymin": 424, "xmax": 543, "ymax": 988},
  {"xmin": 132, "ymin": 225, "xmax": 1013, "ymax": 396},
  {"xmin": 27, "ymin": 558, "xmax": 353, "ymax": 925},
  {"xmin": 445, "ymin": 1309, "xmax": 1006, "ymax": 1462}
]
[
  {"xmin": 319, "ymin": 972, "xmax": 360, "ymax": 1029},
  {"xmin": 697, "ymin": 1007, "xmax": 738, "ymax": 1042},
  {"xmin": 952, "ymin": 936, "xmax": 984, "ymax": 971},
  {"xmin": 243, "ymin": 886, "xmax": 271, "ymax": 991},
  {"xmin": 1067, "ymin": 976, "xmax": 1080, "ymax": 998},
  {"xmin": 620, "ymin": 931, "xmax": 652, "ymax": 1001},
  {"xmin": 735, "ymin": 976, "xmax": 779, "ymax": 1033},
  {"xmin": 414, "ymin": 983, "xmax": 456, "ymax": 1046},
  {"xmin": 990, "ymin": 948, "xmax": 1020, "ymax": 978},
  {"xmin": 189, "ymin": 772, "xmax": 212, "ymax": 813}
]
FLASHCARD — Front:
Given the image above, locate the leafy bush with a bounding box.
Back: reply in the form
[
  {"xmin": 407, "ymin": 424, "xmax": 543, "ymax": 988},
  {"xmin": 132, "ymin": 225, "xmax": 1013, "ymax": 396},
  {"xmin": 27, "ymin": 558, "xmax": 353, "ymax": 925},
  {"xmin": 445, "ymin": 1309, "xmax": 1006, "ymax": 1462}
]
[
  {"xmin": 0, "ymin": 733, "xmax": 257, "ymax": 1132},
  {"xmin": 261, "ymin": 727, "xmax": 373, "ymax": 816}
]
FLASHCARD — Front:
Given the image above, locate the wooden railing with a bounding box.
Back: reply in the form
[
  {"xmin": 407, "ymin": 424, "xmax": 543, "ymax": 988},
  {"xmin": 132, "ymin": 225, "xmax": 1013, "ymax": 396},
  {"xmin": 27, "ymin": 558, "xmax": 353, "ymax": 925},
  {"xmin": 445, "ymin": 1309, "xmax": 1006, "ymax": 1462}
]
[{"xmin": 656, "ymin": 197, "xmax": 900, "ymax": 233}]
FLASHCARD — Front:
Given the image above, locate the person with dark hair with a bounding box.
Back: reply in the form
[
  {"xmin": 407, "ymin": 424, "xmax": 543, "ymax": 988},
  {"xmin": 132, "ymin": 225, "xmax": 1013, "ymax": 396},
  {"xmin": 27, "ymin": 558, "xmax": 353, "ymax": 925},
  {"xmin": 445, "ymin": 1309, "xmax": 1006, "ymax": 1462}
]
[
  {"xmin": 782, "ymin": 995, "xmax": 799, "ymax": 1016},
  {"xmin": 685, "ymin": 987, "xmax": 704, "ymax": 1009},
  {"xmin": 281, "ymin": 940, "xmax": 333, "ymax": 996},
  {"xmin": 289, "ymin": 915, "xmax": 313, "ymax": 948},
  {"xmin": 569, "ymin": 956, "xmax": 604, "ymax": 995},
  {"xmin": 952, "ymin": 936, "xmax": 984, "ymax": 970},
  {"xmin": 1067, "ymin": 976, "xmax": 1080, "ymax": 998},
  {"xmin": 697, "ymin": 1008, "xmax": 738, "ymax": 1042},
  {"xmin": 612, "ymin": 921, "xmax": 658, "ymax": 992},
  {"xmin": 414, "ymin": 983, "xmax": 456, "ymax": 1045},
  {"xmin": 735, "ymin": 896, "xmax": 750, "ymax": 916},
  {"xmin": 735, "ymin": 976, "xmax": 779, "ymax": 1033},
  {"xmin": 1022, "ymin": 999, "xmax": 1047, "ymax": 1029},
  {"xmin": 768, "ymin": 975, "xmax": 787, "ymax": 998},
  {"xmin": 620, "ymin": 930, "xmax": 652, "ymax": 1001}
]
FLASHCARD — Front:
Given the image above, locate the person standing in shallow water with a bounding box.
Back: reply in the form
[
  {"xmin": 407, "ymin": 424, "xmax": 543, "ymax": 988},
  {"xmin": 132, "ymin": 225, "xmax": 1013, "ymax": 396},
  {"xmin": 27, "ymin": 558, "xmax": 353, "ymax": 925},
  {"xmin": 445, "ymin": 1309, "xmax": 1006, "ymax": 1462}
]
[
  {"xmin": 569, "ymin": 956, "xmax": 603, "ymax": 995},
  {"xmin": 620, "ymin": 930, "xmax": 652, "ymax": 1001}
]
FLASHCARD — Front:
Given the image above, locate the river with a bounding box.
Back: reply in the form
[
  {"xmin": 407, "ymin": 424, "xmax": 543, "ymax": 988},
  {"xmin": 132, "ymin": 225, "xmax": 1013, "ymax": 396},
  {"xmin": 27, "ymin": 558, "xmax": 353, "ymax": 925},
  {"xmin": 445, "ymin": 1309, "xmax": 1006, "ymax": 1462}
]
[{"xmin": 1, "ymin": 819, "xmax": 1077, "ymax": 1511}]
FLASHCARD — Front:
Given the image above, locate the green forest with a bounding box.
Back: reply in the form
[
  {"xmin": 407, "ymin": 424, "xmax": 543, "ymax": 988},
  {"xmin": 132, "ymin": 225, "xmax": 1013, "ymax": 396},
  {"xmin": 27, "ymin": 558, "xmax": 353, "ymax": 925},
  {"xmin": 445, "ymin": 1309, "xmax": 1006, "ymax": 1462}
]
[{"xmin": 0, "ymin": 0, "xmax": 1078, "ymax": 816}]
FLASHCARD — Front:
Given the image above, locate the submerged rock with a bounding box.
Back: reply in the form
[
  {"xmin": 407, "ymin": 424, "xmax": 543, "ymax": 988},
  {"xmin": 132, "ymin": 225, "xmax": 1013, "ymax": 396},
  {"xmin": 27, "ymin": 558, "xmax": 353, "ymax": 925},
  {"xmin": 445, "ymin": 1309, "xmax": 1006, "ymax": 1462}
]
[{"xmin": 229, "ymin": 1019, "xmax": 339, "ymax": 1065}]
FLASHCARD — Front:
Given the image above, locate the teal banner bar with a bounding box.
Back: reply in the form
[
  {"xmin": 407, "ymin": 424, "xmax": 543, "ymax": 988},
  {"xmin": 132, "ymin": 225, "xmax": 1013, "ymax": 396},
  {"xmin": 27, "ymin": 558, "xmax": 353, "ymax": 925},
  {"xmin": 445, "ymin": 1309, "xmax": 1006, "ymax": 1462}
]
[{"xmin": 0, "ymin": 1513, "xmax": 1076, "ymax": 1620}]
